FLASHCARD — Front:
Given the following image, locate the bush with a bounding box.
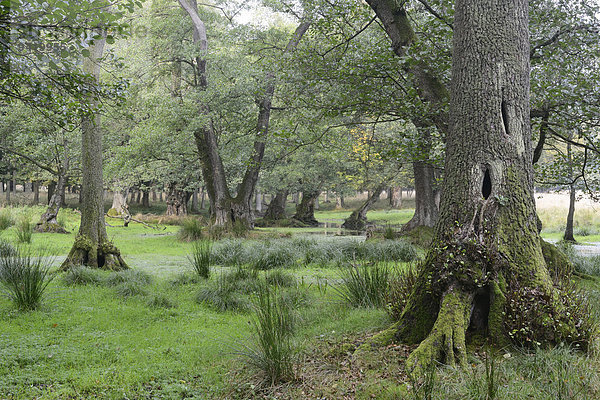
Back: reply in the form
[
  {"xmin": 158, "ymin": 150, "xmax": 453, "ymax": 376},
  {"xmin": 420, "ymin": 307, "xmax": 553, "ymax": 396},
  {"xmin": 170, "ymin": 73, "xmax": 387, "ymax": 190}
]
[
  {"xmin": 265, "ymin": 270, "xmax": 296, "ymax": 288},
  {"xmin": 188, "ymin": 240, "xmax": 212, "ymax": 279},
  {"xmin": 15, "ymin": 216, "xmax": 32, "ymax": 244},
  {"xmin": 386, "ymin": 264, "xmax": 419, "ymax": 321},
  {"xmin": 196, "ymin": 275, "xmax": 250, "ymax": 312},
  {"xmin": 177, "ymin": 217, "xmax": 205, "ymax": 242},
  {"xmin": 146, "ymin": 294, "xmax": 176, "ymax": 309},
  {"xmin": 62, "ymin": 266, "xmax": 102, "ymax": 286},
  {"xmin": 335, "ymin": 262, "xmax": 390, "ymax": 308},
  {"xmin": 237, "ymin": 283, "xmax": 296, "ymax": 384},
  {"xmin": 0, "ymin": 249, "xmax": 53, "ymax": 310},
  {"xmin": 105, "ymin": 269, "xmax": 152, "ymax": 287},
  {"xmin": 0, "ymin": 210, "xmax": 12, "ymax": 231}
]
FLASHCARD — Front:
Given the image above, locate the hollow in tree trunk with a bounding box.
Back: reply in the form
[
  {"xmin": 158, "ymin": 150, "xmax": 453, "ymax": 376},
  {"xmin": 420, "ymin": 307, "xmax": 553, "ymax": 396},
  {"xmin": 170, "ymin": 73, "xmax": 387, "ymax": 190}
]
[
  {"xmin": 292, "ymin": 190, "xmax": 319, "ymax": 226},
  {"xmin": 263, "ymin": 190, "xmax": 288, "ymax": 221},
  {"xmin": 387, "ymin": 0, "xmax": 576, "ymax": 374},
  {"xmin": 61, "ymin": 33, "xmax": 127, "ymax": 271},
  {"xmin": 342, "ymin": 184, "xmax": 385, "ymax": 230}
]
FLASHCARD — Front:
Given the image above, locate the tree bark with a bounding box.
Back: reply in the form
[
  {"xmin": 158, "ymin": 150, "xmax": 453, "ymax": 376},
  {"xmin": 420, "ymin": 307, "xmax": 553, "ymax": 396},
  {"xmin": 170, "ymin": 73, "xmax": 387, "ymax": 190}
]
[
  {"xmin": 335, "ymin": 193, "xmax": 345, "ymax": 209},
  {"xmin": 109, "ymin": 188, "xmax": 129, "ymax": 217},
  {"xmin": 255, "ymin": 189, "xmax": 262, "ymax": 213},
  {"xmin": 33, "ymin": 181, "xmax": 39, "ymax": 204},
  {"xmin": 263, "ymin": 190, "xmax": 288, "ymax": 221},
  {"xmin": 342, "ymin": 184, "xmax": 385, "ymax": 230},
  {"xmin": 141, "ymin": 189, "xmax": 150, "ymax": 208},
  {"xmin": 403, "ymin": 161, "xmax": 439, "ymax": 230},
  {"xmin": 61, "ymin": 33, "xmax": 127, "ymax": 271},
  {"xmin": 564, "ymin": 137, "xmax": 576, "ymax": 242},
  {"xmin": 389, "ymin": 186, "xmax": 402, "ymax": 208},
  {"xmin": 35, "ymin": 156, "xmax": 69, "ymax": 233},
  {"xmin": 165, "ymin": 183, "xmax": 190, "ymax": 216},
  {"xmin": 292, "ymin": 190, "xmax": 320, "ymax": 226},
  {"xmin": 387, "ymin": 0, "xmax": 570, "ymax": 374}
]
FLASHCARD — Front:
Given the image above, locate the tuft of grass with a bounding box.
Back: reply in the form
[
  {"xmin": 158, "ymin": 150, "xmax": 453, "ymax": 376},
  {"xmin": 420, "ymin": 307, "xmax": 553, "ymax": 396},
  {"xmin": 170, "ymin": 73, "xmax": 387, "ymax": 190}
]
[
  {"xmin": 0, "ymin": 238, "xmax": 17, "ymax": 257},
  {"xmin": 383, "ymin": 224, "xmax": 396, "ymax": 240},
  {"xmin": 188, "ymin": 240, "xmax": 212, "ymax": 279},
  {"xmin": 236, "ymin": 283, "xmax": 296, "ymax": 385},
  {"xmin": 196, "ymin": 275, "xmax": 250, "ymax": 312},
  {"xmin": 169, "ymin": 271, "xmax": 201, "ymax": 287},
  {"xmin": 15, "ymin": 215, "xmax": 32, "ymax": 244},
  {"xmin": 265, "ymin": 269, "xmax": 297, "ymax": 288},
  {"xmin": 177, "ymin": 217, "xmax": 205, "ymax": 242},
  {"xmin": 115, "ymin": 281, "xmax": 147, "ymax": 298},
  {"xmin": 62, "ymin": 266, "xmax": 102, "ymax": 286},
  {"xmin": 212, "ymin": 239, "xmax": 247, "ymax": 267},
  {"xmin": 335, "ymin": 262, "xmax": 390, "ymax": 308},
  {"xmin": 105, "ymin": 269, "xmax": 152, "ymax": 287},
  {"xmin": 0, "ymin": 210, "xmax": 13, "ymax": 231},
  {"xmin": 251, "ymin": 244, "xmax": 297, "ymax": 270},
  {"xmin": 146, "ymin": 294, "xmax": 177, "ymax": 309},
  {"xmin": 0, "ymin": 248, "xmax": 53, "ymax": 310},
  {"xmin": 387, "ymin": 264, "xmax": 419, "ymax": 321}
]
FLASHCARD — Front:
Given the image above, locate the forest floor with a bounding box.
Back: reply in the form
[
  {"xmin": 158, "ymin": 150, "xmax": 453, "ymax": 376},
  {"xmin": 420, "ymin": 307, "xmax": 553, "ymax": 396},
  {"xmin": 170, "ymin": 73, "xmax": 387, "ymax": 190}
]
[{"xmin": 0, "ymin": 194, "xmax": 599, "ymax": 399}]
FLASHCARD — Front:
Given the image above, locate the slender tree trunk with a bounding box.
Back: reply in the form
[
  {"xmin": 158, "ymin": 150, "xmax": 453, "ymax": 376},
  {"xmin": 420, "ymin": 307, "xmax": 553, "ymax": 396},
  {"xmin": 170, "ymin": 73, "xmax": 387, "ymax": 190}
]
[
  {"xmin": 165, "ymin": 184, "xmax": 189, "ymax": 216},
  {"xmin": 191, "ymin": 188, "xmax": 199, "ymax": 213},
  {"xmin": 342, "ymin": 184, "xmax": 386, "ymax": 230},
  {"xmin": 263, "ymin": 190, "xmax": 288, "ymax": 221},
  {"xmin": 564, "ymin": 137, "xmax": 576, "ymax": 242},
  {"xmin": 335, "ymin": 193, "xmax": 345, "ymax": 209},
  {"xmin": 255, "ymin": 189, "xmax": 262, "ymax": 213},
  {"xmin": 200, "ymin": 186, "xmax": 205, "ymax": 209},
  {"xmin": 386, "ymin": 0, "xmax": 572, "ymax": 374},
  {"xmin": 36, "ymin": 156, "xmax": 69, "ymax": 233},
  {"xmin": 61, "ymin": 33, "xmax": 127, "ymax": 271},
  {"xmin": 403, "ymin": 161, "xmax": 439, "ymax": 230},
  {"xmin": 33, "ymin": 181, "xmax": 39, "ymax": 204},
  {"xmin": 292, "ymin": 190, "xmax": 320, "ymax": 226},
  {"xmin": 141, "ymin": 189, "xmax": 150, "ymax": 208}
]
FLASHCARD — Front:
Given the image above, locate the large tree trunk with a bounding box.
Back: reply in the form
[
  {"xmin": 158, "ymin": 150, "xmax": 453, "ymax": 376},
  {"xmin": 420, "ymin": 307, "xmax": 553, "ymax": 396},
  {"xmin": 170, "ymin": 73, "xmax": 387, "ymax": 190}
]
[
  {"xmin": 61, "ymin": 33, "xmax": 127, "ymax": 271},
  {"xmin": 387, "ymin": 0, "xmax": 573, "ymax": 374},
  {"xmin": 108, "ymin": 188, "xmax": 129, "ymax": 216},
  {"xmin": 178, "ymin": 0, "xmax": 308, "ymax": 228},
  {"xmin": 292, "ymin": 190, "xmax": 320, "ymax": 226},
  {"xmin": 35, "ymin": 158, "xmax": 69, "ymax": 233},
  {"xmin": 263, "ymin": 190, "xmax": 288, "ymax": 221},
  {"xmin": 403, "ymin": 161, "xmax": 439, "ymax": 230},
  {"xmin": 165, "ymin": 184, "xmax": 190, "ymax": 216},
  {"xmin": 342, "ymin": 184, "xmax": 385, "ymax": 230},
  {"xmin": 389, "ymin": 186, "xmax": 402, "ymax": 208}
]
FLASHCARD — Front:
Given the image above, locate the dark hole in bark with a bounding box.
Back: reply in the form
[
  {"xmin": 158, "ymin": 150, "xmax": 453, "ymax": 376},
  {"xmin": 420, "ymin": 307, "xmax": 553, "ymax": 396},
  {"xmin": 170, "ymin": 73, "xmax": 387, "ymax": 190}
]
[
  {"xmin": 501, "ymin": 99, "xmax": 509, "ymax": 135},
  {"xmin": 98, "ymin": 252, "xmax": 105, "ymax": 268},
  {"xmin": 482, "ymin": 169, "xmax": 492, "ymax": 200},
  {"xmin": 469, "ymin": 285, "xmax": 490, "ymax": 333}
]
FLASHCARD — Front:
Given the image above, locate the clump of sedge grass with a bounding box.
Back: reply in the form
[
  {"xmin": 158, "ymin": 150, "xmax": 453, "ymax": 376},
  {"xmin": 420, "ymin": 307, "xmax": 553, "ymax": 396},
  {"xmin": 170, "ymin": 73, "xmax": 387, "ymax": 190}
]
[
  {"xmin": 335, "ymin": 262, "xmax": 390, "ymax": 308},
  {"xmin": 188, "ymin": 240, "xmax": 212, "ymax": 279}
]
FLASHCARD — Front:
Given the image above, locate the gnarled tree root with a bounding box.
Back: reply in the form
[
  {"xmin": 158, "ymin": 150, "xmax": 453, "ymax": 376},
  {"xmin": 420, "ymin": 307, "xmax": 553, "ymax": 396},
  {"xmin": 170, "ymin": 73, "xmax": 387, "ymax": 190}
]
[
  {"xmin": 60, "ymin": 235, "xmax": 128, "ymax": 271},
  {"xmin": 34, "ymin": 222, "xmax": 69, "ymax": 234},
  {"xmin": 406, "ymin": 287, "xmax": 472, "ymax": 375}
]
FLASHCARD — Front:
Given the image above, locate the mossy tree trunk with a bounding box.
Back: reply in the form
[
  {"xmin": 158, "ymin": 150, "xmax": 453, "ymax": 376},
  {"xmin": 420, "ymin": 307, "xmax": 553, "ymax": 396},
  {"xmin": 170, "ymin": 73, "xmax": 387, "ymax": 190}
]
[
  {"xmin": 263, "ymin": 190, "xmax": 288, "ymax": 221},
  {"xmin": 61, "ymin": 33, "xmax": 127, "ymax": 271},
  {"xmin": 342, "ymin": 184, "xmax": 385, "ymax": 230},
  {"xmin": 390, "ymin": 0, "xmax": 568, "ymax": 373},
  {"xmin": 292, "ymin": 190, "xmax": 320, "ymax": 226}
]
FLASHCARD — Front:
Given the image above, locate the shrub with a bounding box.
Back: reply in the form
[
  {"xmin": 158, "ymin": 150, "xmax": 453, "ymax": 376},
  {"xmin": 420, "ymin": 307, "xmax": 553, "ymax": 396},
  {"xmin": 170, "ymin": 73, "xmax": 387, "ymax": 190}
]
[
  {"xmin": 196, "ymin": 276, "xmax": 250, "ymax": 312},
  {"xmin": 115, "ymin": 281, "xmax": 147, "ymax": 298},
  {"xmin": 62, "ymin": 266, "xmax": 102, "ymax": 286},
  {"xmin": 237, "ymin": 283, "xmax": 296, "ymax": 384},
  {"xmin": 386, "ymin": 264, "xmax": 419, "ymax": 321},
  {"xmin": 177, "ymin": 217, "xmax": 205, "ymax": 242},
  {"xmin": 335, "ymin": 262, "xmax": 390, "ymax": 308},
  {"xmin": 105, "ymin": 269, "xmax": 152, "ymax": 287},
  {"xmin": 0, "ymin": 249, "xmax": 54, "ymax": 310},
  {"xmin": 15, "ymin": 215, "xmax": 32, "ymax": 244},
  {"xmin": 188, "ymin": 240, "xmax": 212, "ymax": 279},
  {"xmin": 0, "ymin": 210, "xmax": 12, "ymax": 231},
  {"xmin": 265, "ymin": 270, "xmax": 296, "ymax": 288},
  {"xmin": 146, "ymin": 294, "xmax": 176, "ymax": 309}
]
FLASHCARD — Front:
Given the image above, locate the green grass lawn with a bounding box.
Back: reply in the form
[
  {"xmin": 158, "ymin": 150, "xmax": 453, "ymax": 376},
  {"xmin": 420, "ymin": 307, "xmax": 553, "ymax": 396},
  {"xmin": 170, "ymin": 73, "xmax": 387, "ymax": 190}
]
[{"xmin": 1, "ymin": 204, "xmax": 600, "ymax": 398}]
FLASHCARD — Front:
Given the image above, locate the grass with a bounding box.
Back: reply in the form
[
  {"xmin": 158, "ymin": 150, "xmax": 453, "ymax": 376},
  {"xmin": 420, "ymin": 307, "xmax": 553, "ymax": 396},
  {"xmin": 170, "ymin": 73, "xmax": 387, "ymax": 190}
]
[
  {"xmin": 1, "ymin": 202, "xmax": 600, "ymax": 398},
  {"xmin": 188, "ymin": 240, "xmax": 212, "ymax": 278},
  {"xmin": 335, "ymin": 262, "xmax": 390, "ymax": 308}
]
